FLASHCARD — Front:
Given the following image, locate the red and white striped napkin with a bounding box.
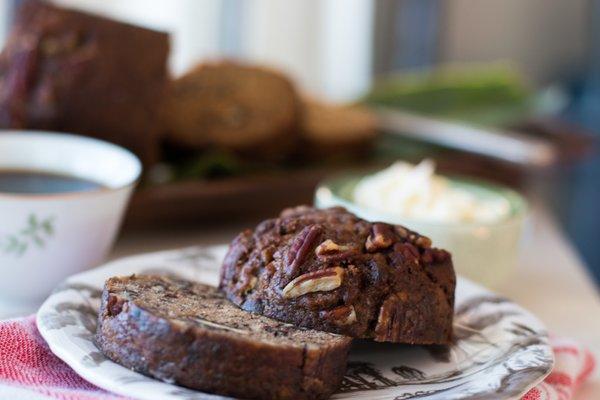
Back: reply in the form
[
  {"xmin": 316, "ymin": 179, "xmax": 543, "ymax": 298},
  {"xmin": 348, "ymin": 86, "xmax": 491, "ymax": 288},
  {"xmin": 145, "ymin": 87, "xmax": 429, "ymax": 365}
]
[
  {"xmin": 521, "ymin": 337, "xmax": 596, "ymax": 400},
  {"xmin": 0, "ymin": 315, "xmax": 595, "ymax": 400}
]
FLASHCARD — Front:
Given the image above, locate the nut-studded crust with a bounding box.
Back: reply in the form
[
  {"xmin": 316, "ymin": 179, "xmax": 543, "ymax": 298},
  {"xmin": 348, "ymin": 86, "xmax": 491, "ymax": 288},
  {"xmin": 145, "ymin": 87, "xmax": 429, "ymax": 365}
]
[
  {"xmin": 0, "ymin": 0, "xmax": 169, "ymax": 165},
  {"xmin": 164, "ymin": 61, "xmax": 301, "ymax": 160},
  {"xmin": 96, "ymin": 275, "xmax": 351, "ymax": 400},
  {"xmin": 220, "ymin": 206, "xmax": 456, "ymax": 344}
]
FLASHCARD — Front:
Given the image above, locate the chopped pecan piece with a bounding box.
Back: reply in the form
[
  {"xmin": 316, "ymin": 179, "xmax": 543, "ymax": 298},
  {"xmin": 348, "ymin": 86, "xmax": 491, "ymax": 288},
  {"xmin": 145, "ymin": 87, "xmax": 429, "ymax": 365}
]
[
  {"xmin": 397, "ymin": 291, "xmax": 409, "ymax": 302},
  {"xmin": 393, "ymin": 242, "xmax": 420, "ymax": 264},
  {"xmin": 244, "ymin": 276, "xmax": 258, "ymax": 292},
  {"xmin": 285, "ymin": 225, "xmax": 322, "ymax": 275},
  {"xmin": 260, "ymin": 247, "xmax": 274, "ymax": 264},
  {"xmin": 322, "ymin": 305, "xmax": 357, "ymax": 326},
  {"xmin": 433, "ymin": 249, "xmax": 450, "ymax": 263},
  {"xmin": 395, "ymin": 226, "xmax": 409, "ymax": 238},
  {"xmin": 421, "ymin": 249, "xmax": 434, "ymax": 264},
  {"xmin": 365, "ymin": 223, "xmax": 394, "ymax": 252},
  {"xmin": 281, "ymin": 267, "xmax": 344, "ymax": 299},
  {"xmin": 237, "ymin": 273, "xmax": 259, "ymax": 296},
  {"xmin": 315, "ymin": 239, "xmax": 349, "ymax": 256},
  {"xmin": 106, "ymin": 294, "xmax": 126, "ymax": 317},
  {"xmin": 415, "ymin": 236, "xmax": 432, "ymax": 249},
  {"xmin": 373, "ymin": 294, "xmax": 403, "ymax": 342}
]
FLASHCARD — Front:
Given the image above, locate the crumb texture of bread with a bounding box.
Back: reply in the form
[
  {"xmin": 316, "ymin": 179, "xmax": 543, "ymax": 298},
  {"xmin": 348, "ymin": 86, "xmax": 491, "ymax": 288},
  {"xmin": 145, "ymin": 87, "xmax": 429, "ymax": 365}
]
[
  {"xmin": 0, "ymin": 0, "xmax": 169, "ymax": 165},
  {"xmin": 164, "ymin": 61, "xmax": 300, "ymax": 159},
  {"xmin": 220, "ymin": 206, "xmax": 456, "ymax": 344},
  {"xmin": 96, "ymin": 275, "xmax": 351, "ymax": 400}
]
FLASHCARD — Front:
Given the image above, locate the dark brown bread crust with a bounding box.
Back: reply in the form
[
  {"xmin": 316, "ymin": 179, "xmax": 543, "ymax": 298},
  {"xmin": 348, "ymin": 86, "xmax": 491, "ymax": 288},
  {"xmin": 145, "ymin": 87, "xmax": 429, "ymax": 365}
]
[
  {"xmin": 0, "ymin": 0, "xmax": 169, "ymax": 165},
  {"xmin": 96, "ymin": 275, "xmax": 351, "ymax": 400},
  {"xmin": 220, "ymin": 206, "xmax": 456, "ymax": 344},
  {"xmin": 164, "ymin": 61, "xmax": 301, "ymax": 160}
]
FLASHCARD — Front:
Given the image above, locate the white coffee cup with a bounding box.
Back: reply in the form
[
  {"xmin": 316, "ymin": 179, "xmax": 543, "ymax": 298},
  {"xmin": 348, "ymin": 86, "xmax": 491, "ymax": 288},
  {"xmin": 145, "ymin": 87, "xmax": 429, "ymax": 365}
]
[{"xmin": 0, "ymin": 131, "xmax": 141, "ymax": 316}]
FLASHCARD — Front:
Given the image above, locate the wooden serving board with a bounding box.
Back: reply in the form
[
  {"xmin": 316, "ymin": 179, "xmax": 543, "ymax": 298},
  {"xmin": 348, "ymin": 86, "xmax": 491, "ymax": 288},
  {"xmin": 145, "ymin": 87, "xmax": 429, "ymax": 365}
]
[
  {"xmin": 123, "ymin": 157, "xmax": 525, "ymax": 229},
  {"xmin": 125, "ymin": 167, "xmax": 341, "ymax": 228}
]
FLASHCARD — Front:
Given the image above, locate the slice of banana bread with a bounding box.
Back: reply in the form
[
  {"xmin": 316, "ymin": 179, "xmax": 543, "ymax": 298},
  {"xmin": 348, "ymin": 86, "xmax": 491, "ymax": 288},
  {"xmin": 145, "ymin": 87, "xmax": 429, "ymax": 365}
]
[
  {"xmin": 220, "ymin": 206, "xmax": 456, "ymax": 344},
  {"xmin": 96, "ymin": 275, "xmax": 351, "ymax": 400}
]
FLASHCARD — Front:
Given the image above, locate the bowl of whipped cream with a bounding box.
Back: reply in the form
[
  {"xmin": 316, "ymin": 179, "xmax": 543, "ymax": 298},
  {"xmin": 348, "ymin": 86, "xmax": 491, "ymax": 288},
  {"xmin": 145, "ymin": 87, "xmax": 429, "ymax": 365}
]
[{"xmin": 315, "ymin": 160, "xmax": 527, "ymax": 286}]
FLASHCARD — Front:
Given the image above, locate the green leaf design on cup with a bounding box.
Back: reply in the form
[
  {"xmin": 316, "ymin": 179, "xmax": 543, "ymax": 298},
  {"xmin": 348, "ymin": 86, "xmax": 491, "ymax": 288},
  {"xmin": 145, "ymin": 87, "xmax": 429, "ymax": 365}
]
[{"xmin": 1, "ymin": 214, "xmax": 56, "ymax": 257}]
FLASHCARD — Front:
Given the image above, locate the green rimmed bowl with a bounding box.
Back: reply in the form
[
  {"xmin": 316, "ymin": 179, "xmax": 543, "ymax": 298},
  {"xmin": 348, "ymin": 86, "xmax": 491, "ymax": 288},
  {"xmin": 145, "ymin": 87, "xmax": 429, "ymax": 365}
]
[{"xmin": 315, "ymin": 174, "xmax": 527, "ymax": 287}]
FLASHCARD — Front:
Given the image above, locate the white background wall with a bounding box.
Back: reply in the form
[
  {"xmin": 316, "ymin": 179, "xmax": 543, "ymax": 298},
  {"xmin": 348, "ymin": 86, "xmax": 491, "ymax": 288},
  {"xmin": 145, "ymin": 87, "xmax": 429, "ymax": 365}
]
[
  {"xmin": 0, "ymin": 1, "xmax": 9, "ymax": 45},
  {"xmin": 243, "ymin": 0, "xmax": 374, "ymax": 100},
  {"xmin": 440, "ymin": 0, "xmax": 588, "ymax": 85},
  {"xmin": 51, "ymin": 0, "xmax": 375, "ymax": 101},
  {"xmin": 0, "ymin": 0, "xmax": 589, "ymax": 100}
]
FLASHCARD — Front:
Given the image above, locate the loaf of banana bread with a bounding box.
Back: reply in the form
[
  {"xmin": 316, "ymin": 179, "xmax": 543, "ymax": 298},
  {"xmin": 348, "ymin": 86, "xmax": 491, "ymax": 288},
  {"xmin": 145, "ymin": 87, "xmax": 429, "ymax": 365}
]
[
  {"xmin": 164, "ymin": 61, "xmax": 300, "ymax": 160},
  {"xmin": 96, "ymin": 275, "xmax": 351, "ymax": 400},
  {"xmin": 220, "ymin": 206, "xmax": 456, "ymax": 344},
  {"xmin": 0, "ymin": 0, "xmax": 169, "ymax": 165}
]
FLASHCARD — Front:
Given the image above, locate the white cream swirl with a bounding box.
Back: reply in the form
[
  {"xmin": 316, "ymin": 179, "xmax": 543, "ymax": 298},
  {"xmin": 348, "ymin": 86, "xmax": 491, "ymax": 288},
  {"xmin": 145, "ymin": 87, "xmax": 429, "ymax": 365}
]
[{"xmin": 353, "ymin": 160, "xmax": 511, "ymax": 224}]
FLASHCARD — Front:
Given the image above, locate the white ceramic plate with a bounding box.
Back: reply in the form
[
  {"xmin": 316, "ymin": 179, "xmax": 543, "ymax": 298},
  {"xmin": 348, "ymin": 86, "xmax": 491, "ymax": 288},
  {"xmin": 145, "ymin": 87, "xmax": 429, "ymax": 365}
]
[{"xmin": 37, "ymin": 245, "xmax": 553, "ymax": 400}]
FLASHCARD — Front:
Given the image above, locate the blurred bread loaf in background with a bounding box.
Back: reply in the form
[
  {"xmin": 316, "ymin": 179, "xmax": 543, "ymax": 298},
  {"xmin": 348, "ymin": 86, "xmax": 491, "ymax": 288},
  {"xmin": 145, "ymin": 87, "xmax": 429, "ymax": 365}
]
[
  {"xmin": 300, "ymin": 99, "xmax": 378, "ymax": 158},
  {"xmin": 163, "ymin": 61, "xmax": 379, "ymax": 163},
  {"xmin": 164, "ymin": 61, "xmax": 301, "ymax": 160},
  {"xmin": 0, "ymin": 0, "xmax": 169, "ymax": 165}
]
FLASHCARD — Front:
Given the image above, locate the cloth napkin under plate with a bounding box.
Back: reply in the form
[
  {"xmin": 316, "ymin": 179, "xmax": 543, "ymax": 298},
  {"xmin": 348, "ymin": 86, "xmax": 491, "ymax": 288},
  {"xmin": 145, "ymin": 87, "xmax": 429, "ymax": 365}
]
[{"xmin": 0, "ymin": 315, "xmax": 595, "ymax": 400}]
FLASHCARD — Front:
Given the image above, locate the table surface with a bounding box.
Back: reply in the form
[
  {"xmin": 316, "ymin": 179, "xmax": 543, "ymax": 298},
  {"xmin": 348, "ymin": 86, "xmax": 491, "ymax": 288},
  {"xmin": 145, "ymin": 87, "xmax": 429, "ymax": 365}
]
[
  {"xmin": 2, "ymin": 204, "xmax": 598, "ymax": 399},
  {"xmin": 110, "ymin": 206, "xmax": 600, "ymax": 399}
]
